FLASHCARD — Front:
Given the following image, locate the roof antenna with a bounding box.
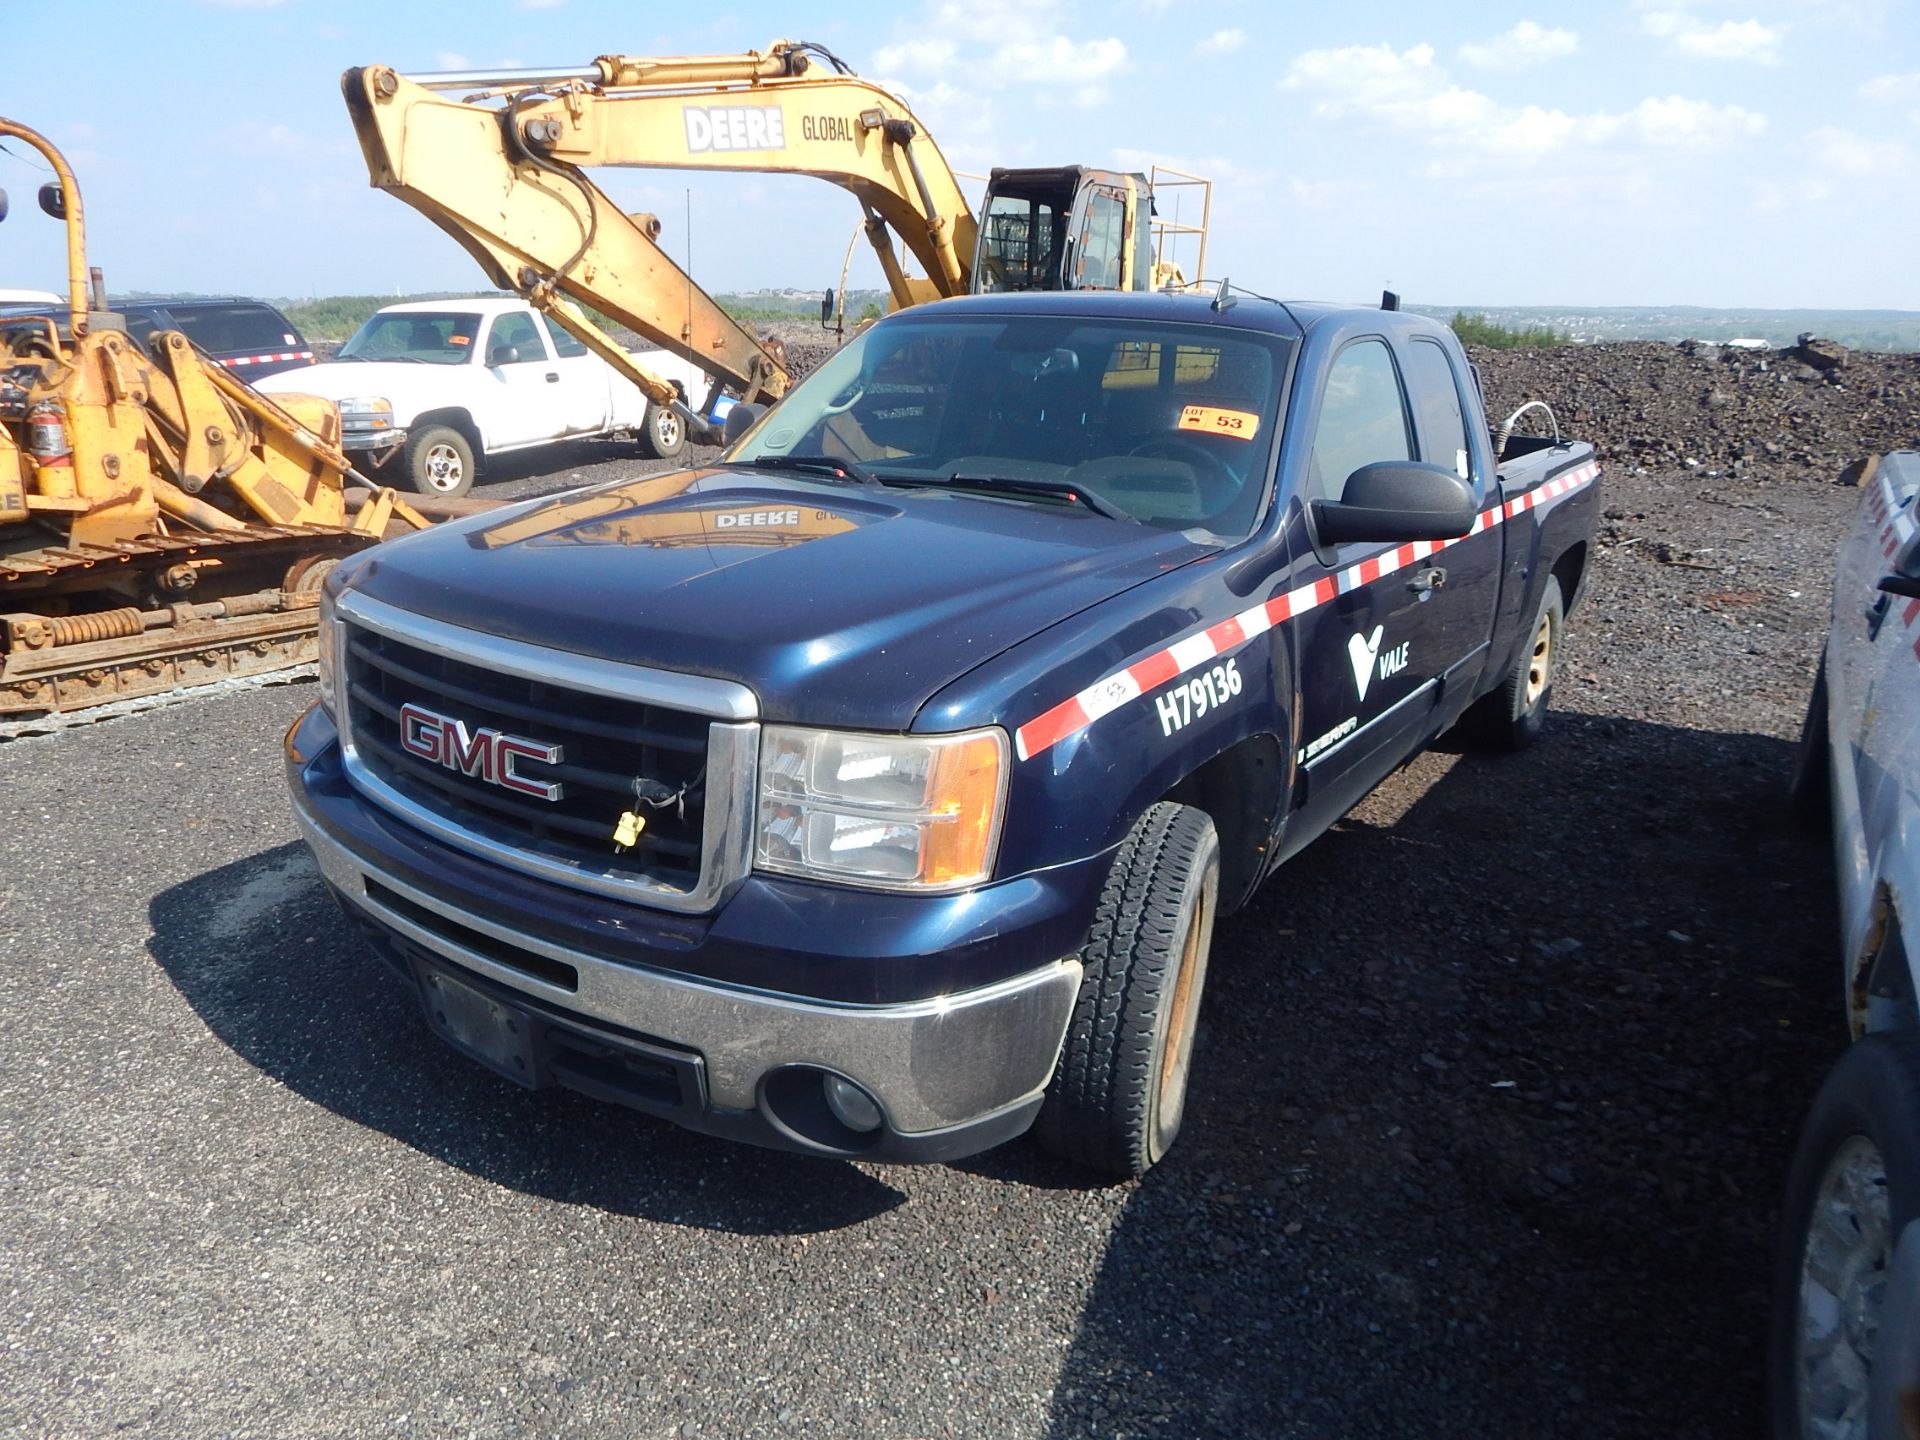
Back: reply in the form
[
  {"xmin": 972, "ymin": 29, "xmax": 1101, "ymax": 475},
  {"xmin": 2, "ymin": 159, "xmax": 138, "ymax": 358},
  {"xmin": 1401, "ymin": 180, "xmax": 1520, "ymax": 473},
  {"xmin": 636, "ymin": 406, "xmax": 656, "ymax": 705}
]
[
  {"xmin": 1211, "ymin": 277, "xmax": 1236, "ymax": 313},
  {"xmin": 1380, "ymin": 289, "xmax": 1401, "ymax": 311}
]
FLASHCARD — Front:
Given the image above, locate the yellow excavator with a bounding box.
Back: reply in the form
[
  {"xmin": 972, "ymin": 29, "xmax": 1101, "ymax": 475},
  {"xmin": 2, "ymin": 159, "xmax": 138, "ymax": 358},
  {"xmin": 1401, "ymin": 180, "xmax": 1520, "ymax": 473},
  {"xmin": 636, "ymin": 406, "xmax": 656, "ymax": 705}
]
[
  {"xmin": 0, "ymin": 117, "xmax": 435, "ymax": 724},
  {"xmin": 341, "ymin": 39, "xmax": 1210, "ymax": 437}
]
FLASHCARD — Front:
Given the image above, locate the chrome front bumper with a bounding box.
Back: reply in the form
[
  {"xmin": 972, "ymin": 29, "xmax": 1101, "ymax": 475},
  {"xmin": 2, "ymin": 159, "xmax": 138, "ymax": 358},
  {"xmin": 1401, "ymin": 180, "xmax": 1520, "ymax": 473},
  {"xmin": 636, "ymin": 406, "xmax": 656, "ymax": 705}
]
[{"xmin": 291, "ymin": 787, "xmax": 1082, "ymax": 1145}]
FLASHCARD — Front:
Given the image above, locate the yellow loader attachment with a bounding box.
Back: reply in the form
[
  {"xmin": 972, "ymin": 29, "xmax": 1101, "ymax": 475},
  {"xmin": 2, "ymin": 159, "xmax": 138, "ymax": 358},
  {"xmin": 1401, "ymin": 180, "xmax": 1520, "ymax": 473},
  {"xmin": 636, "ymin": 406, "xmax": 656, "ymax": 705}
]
[{"xmin": 0, "ymin": 116, "xmax": 436, "ymax": 725}]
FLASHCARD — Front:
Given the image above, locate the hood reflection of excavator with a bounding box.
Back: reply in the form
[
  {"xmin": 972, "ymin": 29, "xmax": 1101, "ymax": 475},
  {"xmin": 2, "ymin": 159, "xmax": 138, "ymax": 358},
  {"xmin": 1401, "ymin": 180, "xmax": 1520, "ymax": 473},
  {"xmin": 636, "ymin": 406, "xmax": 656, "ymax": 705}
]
[
  {"xmin": 342, "ymin": 39, "xmax": 1210, "ymax": 436},
  {"xmin": 0, "ymin": 117, "xmax": 437, "ymax": 725},
  {"xmin": 470, "ymin": 472, "xmax": 857, "ymax": 552}
]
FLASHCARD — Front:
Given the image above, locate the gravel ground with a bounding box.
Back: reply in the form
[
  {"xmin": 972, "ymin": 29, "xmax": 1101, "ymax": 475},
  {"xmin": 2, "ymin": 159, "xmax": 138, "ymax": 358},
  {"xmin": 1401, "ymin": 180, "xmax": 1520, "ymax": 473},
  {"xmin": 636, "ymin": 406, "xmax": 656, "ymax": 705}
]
[{"xmin": 0, "ymin": 339, "xmax": 1881, "ymax": 1437}]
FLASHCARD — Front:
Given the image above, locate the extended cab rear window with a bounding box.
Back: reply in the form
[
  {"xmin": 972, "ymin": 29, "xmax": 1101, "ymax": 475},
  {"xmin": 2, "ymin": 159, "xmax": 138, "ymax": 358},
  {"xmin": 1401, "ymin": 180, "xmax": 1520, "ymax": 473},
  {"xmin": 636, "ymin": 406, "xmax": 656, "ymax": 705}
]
[
  {"xmin": 731, "ymin": 314, "xmax": 1291, "ymax": 535},
  {"xmin": 166, "ymin": 304, "xmax": 300, "ymax": 355}
]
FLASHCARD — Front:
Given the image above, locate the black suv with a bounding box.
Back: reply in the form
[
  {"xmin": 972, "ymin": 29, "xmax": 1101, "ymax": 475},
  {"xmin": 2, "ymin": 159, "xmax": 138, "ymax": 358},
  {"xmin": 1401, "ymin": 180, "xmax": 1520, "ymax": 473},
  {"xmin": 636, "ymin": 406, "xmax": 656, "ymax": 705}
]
[{"xmin": 108, "ymin": 298, "xmax": 316, "ymax": 381}]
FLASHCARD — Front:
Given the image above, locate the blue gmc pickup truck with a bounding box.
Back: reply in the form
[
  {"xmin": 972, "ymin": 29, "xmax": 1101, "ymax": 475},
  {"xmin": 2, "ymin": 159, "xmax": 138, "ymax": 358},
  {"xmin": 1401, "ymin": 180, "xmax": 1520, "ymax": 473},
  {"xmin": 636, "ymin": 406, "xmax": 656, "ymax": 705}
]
[{"xmin": 285, "ymin": 289, "xmax": 1599, "ymax": 1176}]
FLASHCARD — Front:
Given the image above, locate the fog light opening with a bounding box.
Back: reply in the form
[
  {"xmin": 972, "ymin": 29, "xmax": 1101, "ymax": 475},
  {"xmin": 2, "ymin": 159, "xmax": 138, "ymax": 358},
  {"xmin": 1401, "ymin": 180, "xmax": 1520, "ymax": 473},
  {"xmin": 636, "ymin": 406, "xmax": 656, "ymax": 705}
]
[{"xmin": 822, "ymin": 1073, "xmax": 883, "ymax": 1133}]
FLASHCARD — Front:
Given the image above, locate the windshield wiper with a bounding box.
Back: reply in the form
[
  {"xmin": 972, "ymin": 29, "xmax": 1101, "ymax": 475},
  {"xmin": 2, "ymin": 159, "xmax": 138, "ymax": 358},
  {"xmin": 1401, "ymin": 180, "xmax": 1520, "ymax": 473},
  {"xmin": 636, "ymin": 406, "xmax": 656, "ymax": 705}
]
[
  {"xmin": 723, "ymin": 454, "xmax": 881, "ymax": 486},
  {"xmin": 927, "ymin": 472, "xmax": 1139, "ymax": 523}
]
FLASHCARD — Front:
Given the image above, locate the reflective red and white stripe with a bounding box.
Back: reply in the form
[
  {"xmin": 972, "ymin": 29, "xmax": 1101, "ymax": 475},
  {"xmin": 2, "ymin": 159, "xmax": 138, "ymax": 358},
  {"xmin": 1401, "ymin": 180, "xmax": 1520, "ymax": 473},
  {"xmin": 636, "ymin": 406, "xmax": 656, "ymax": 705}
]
[
  {"xmin": 1869, "ymin": 465, "xmax": 1915, "ymax": 552},
  {"xmin": 215, "ymin": 350, "xmax": 314, "ymax": 368},
  {"xmin": 1865, "ymin": 463, "xmax": 1920, "ymax": 658},
  {"xmin": 1013, "ymin": 459, "xmax": 1602, "ymax": 761}
]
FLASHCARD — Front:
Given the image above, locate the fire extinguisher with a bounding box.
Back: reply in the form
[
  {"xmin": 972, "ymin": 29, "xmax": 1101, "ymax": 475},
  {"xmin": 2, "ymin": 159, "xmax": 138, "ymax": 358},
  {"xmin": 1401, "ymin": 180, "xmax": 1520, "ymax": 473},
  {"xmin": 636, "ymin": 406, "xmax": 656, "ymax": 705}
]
[{"xmin": 25, "ymin": 400, "xmax": 72, "ymax": 469}]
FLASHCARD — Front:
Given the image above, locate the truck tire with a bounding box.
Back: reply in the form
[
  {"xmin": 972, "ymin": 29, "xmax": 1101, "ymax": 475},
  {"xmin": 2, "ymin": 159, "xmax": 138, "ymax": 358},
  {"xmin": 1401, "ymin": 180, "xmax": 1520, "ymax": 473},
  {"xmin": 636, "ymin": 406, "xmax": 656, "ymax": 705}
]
[
  {"xmin": 1788, "ymin": 655, "xmax": 1832, "ymax": 831},
  {"xmin": 638, "ymin": 400, "xmax": 686, "ymax": 461},
  {"xmin": 1035, "ymin": 802, "xmax": 1219, "ymax": 1178},
  {"xmin": 1460, "ymin": 575, "xmax": 1563, "ymax": 752},
  {"xmin": 1770, "ymin": 1033, "xmax": 1920, "ymax": 1440},
  {"xmin": 403, "ymin": 424, "xmax": 475, "ymax": 498}
]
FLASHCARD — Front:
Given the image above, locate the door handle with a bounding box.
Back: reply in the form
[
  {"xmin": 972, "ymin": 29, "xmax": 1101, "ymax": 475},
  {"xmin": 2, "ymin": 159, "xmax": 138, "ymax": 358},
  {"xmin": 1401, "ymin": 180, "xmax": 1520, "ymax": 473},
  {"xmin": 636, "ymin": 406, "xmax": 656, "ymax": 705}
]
[
  {"xmin": 545, "ymin": 372, "xmax": 560, "ymax": 383},
  {"xmin": 1409, "ymin": 566, "xmax": 1447, "ymax": 595}
]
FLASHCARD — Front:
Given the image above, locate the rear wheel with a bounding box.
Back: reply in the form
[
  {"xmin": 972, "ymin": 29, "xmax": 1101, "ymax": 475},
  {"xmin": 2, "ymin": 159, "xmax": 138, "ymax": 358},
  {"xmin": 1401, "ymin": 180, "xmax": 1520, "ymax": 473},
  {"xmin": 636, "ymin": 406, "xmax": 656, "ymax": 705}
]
[
  {"xmin": 402, "ymin": 424, "xmax": 475, "ymax": 498},
  {"xmin": 638, "ymin": 399, "xmax": 686, "ymax": 461},
  {"xmin": 1460, "ymin": 576, "xmax": 1563, "ymax": 751},
  {"xmin": 1035, "ymin": 803, "xmax": 1219, "ymax": 1178}
]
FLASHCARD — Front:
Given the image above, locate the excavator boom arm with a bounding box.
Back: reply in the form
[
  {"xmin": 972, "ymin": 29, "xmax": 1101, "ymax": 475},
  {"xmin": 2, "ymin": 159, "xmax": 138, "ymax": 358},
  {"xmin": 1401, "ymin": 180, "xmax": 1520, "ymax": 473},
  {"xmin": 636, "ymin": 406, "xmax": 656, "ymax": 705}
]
[
  {"xmin": 345, "ymin": 66, "xmax": 789, "ymax": 405},
  {"xmin": 344, "ymin": 41, "xmax": 990, "ymax": 411}
]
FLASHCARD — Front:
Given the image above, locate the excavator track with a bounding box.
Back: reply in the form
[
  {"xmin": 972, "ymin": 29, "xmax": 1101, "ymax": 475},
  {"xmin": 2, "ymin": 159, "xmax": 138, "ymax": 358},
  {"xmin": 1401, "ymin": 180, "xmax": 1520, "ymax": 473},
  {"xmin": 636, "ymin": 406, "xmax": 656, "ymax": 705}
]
[{"xmin": 0, "ymin": 524, "xmax": 373, "ymax": 720}]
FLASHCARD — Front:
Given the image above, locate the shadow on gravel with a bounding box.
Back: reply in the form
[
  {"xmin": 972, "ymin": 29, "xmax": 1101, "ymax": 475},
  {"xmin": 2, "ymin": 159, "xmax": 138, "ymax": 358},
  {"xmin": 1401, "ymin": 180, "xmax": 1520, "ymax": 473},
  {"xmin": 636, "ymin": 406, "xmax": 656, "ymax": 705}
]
[
  {"xmin": 144, "ymin": 844, "xmax": 903, "ymax": 1235},
  {"xmin": 1038, "ymin": 710, "xmax": 1843, "ymax": 1440}
]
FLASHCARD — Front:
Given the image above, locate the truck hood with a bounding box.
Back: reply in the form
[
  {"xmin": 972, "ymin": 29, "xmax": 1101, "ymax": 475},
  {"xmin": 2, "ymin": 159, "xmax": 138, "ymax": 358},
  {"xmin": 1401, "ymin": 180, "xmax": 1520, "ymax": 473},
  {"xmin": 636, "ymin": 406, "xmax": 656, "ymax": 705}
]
[
  {"xmin": 255, "ymin": 359, "xmax": 465, "ymax": 406},
  {"xmin": 346, "ymin": 466, "xmax": 1217, "ymax": 729}
]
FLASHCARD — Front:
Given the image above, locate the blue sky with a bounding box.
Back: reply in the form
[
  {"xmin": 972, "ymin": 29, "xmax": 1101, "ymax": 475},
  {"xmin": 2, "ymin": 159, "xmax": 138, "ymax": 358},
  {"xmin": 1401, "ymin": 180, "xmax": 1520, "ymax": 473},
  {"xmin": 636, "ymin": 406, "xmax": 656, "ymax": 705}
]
[{"xmin": 5, "ymin": 0, "xmax": 1916, "ymax": 308}]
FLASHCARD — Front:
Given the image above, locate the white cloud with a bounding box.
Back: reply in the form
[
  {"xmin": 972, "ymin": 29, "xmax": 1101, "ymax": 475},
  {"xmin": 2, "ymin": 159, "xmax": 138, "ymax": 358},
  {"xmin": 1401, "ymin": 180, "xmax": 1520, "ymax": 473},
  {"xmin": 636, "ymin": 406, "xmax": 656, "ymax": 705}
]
[
  {"xmin": 873, "ymin": 37, "xmax": 958, "ymax": 72},
  {"xmin": 1112, "ymin": 147, "xmax": 1266, "ymax": 187},
  {"xmin": 1861, "ymin": 71, "xmax": 1920, "ymax": 101},
  {"xmin": 998, "ymin": 34, "xmax": 1128, "ymax": 89},
  {"xmin": 1639, "ymin": 12, "xmax": 1784, "ymax": 64},
  {"xmin": 216, "ymin": 123, "xmax": 352, "ymax": 167},
  {"xmin": 877, "ymin": 2, "xmax": 1128, "ymax": 109},
  {"xmin": 435, "ymin": 51, "xmax": 471, "ymax": 71},
  {"xmin": 1599, "ymin": 95, "xmax": 1769, "ymax": 148},
  {"xmin": 1283, "ymin": 42, "xmax": 1442, "ymax": 108},
  {"xmin": 1804, "ymin": 125, "xmax": 1908, "ymax": 174},
  {"xmin": 1458, "ymin": 21, "xmax": 1579, "ymax": 71},
  {"xmin": 1281, "ymin": 42, "xmax": 1766, "ymax": 170},
  {"xmin": 1195, "ymin": 29, "xmax": 1246, "ymax": 58}
]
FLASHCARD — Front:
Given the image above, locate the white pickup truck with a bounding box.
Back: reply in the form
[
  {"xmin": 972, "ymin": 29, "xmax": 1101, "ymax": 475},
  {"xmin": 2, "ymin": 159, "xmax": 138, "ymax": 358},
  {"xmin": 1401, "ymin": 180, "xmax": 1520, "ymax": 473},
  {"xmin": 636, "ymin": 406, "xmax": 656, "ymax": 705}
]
[{"xmin": 258, "ymin": 298, "xmax": 710, "ymax": 496}]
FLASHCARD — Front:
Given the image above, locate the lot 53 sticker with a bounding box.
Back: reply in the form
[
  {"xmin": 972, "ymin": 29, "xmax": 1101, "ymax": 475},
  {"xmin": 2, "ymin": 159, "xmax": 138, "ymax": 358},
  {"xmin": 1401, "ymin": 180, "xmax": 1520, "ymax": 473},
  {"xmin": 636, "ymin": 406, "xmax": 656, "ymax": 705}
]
[
  {"xmin": 1156, "ymin": 659, "xmax": 1243, "ymax": 735},
  {"xmin": 1177, "ymin": 404, "xmax": 1260, "ymax": 440}
]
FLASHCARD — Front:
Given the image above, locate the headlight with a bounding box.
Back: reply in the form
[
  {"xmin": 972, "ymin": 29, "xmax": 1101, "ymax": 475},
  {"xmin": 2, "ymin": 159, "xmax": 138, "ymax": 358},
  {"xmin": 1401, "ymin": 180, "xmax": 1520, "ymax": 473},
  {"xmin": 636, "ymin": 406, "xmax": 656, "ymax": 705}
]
[
  {"xmin": 315, "ymin": 585, "xmax": 342, "ymax": 719},
  {"xmin": 337, "ymin": 396, "xmax": 394, "ymax": 433},
  {"xmin": 755, "ymin": 725, "xmax": 1008, "ymax": 892}
]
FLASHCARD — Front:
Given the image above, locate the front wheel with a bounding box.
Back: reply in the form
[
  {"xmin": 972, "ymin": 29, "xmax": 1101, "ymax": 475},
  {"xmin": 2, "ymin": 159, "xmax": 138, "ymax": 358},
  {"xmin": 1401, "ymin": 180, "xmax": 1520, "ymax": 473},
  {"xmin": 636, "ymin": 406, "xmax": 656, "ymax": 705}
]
[
  {"xmin": 1770, "ymin": 1034, "xmax": 1920, "ymax": 1440},
  {"xmin": 1459, "ymin": 575, "xmax": 1564, "ymax": 751},
  {"xmin": 401, "ymin": 424, "xmax": 475, "ymax": 498},
  {"xmin": 637, "ymin": 399, "xmax": 686, "ymax": 460},
  {"xmin": 1034, "ymin": 803, "xmax": 1220, "ymax": 1178}
]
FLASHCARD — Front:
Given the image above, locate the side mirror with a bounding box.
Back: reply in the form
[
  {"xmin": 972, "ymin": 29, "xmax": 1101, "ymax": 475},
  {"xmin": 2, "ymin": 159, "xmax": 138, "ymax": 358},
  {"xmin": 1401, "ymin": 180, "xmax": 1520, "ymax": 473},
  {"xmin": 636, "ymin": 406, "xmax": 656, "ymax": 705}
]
[
  {"xmin": 0, "ymin": 189, "xmax": 9, "ymax": 224},
  {"xmin": 1312, "ymin": 461, "xmax": 1477, "ymax": 545},
  {"xmin": 37, "ymin": 183, "xmax": 65, "ymax": 221},
  {"xmin": 723, "ymin": 401, "xmax": 769, "ymax": 446},
  {"xmin": 488, "ymin": 344, "xmax": 520, "ymax": 366},
  {"xmin": 820, "ymin": 289, "xmax": 835, "ymax": 324}
]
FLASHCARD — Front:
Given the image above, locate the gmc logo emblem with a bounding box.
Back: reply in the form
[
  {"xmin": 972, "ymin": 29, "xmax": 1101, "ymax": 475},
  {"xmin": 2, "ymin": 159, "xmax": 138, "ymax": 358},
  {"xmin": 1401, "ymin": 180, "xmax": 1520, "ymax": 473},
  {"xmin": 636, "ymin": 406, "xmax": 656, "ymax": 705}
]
[{"xmin": 398, "ymin": 703, "xmax": 565, "ymax": 802}]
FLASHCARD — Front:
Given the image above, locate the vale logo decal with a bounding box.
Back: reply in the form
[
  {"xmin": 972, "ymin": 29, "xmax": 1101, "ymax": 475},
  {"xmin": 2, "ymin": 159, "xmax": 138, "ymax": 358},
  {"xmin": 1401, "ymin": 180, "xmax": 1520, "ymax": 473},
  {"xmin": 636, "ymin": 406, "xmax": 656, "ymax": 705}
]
[
  {"xmin": 1348, "ymin": 627, "xmax": 1411, "ymax": 701},
  {"xmin": 1348, "ymin": 627, "xmax": 1384, "ymax": 700}
]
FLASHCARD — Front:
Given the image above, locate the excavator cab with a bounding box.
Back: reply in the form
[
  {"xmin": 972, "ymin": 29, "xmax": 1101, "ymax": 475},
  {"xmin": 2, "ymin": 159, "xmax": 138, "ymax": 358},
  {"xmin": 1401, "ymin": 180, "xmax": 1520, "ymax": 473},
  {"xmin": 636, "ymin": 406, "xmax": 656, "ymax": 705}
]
[{"xmin": 972, "ymin": 167, "xmax": 1154, "ymax": 295}]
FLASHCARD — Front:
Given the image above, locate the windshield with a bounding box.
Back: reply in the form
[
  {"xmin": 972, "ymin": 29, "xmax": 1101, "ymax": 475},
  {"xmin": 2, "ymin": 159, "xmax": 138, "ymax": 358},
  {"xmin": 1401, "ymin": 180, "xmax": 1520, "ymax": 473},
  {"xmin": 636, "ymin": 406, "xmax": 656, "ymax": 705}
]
[
  {"xmin": 726, "ymin": 313, "xmax": 1289, "ymax": 535},
  {"xmin": 167, "ymin": 303, "xmax": 299, "ymax": 354},
  {"xmin": 338, "ymin": 311, "xmax": 482, "ymax": 365}
]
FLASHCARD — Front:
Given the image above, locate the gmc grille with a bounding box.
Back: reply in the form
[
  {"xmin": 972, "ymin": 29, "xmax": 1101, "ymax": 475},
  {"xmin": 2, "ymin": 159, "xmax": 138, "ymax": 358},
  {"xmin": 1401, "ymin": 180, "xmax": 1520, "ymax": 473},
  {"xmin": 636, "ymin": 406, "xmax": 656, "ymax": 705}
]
[{"xmin": 341, "ymin": 620, "xmax": 720, "ymax": 899}]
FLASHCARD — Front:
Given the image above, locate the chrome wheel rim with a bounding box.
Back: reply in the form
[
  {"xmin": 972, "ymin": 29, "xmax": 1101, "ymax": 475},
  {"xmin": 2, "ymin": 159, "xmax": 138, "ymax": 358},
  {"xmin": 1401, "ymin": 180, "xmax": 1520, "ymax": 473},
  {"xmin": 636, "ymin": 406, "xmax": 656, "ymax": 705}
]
[
  {"xmin": 655, "ymin": 408, "xmax": 682, "ymax": 450},
  {"xmin": 1524, "ymin": 609, "xmax": 1554, "ymax": 707},
  {"xmin": 422, "ymin": 442, "xmax": 465, "ymax": 493},
  {"xmin": 1797, "ymin": 1134, "xmax": 1893, "ymax": 1440}
]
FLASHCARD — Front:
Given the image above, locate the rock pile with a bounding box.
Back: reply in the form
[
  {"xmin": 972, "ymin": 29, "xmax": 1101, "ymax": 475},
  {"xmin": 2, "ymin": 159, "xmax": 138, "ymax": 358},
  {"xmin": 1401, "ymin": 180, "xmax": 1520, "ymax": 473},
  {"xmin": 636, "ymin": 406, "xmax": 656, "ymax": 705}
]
[{"xmin": 1471, "ymin": 337, "xmax": 1920, "ymax": 481}]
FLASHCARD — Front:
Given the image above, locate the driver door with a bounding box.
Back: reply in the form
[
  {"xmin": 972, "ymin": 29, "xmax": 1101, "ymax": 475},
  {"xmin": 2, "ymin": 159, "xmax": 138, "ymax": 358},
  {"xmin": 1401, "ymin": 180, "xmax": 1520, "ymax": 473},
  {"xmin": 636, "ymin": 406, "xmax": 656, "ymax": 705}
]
[
  {"xmin": 1286, "ymin": 335, "xmax": 1499, "ymax": 836},
  {"xmin": 481, "ymin": 311, "xmax": 563, "ymax": 447}
]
